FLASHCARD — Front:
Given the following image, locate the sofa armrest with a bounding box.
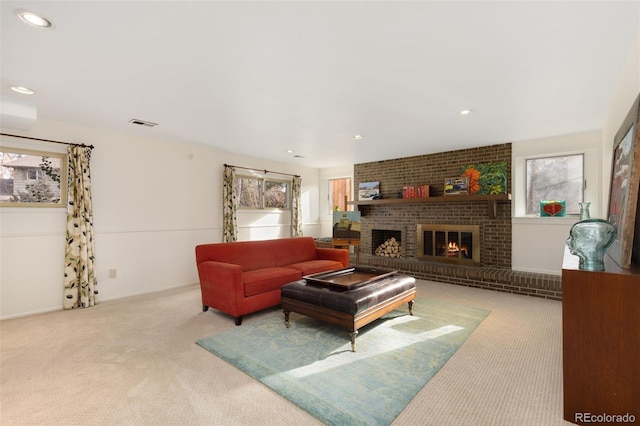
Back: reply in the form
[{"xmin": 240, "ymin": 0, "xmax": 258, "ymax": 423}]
[
  {"xmin": 197, "ymin": 261, "xmax": 245, "ymax": 310},
  {"xmin": 315, "ymin": 247, "xmax": 350, "ymax": 268}
]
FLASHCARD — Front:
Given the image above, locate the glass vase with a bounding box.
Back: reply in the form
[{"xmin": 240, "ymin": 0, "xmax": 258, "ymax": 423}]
[
  {"xmin": 578, "ymin": 202, "xmax": 591, "ymax": 220},
  {"xmin": 566, "ymin": 219, "xmax": 616, "ymax": 271}
]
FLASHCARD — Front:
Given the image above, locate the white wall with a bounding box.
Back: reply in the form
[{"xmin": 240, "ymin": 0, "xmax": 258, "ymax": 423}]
[
  {"xmin": 603, "ymin": 28, "xmax": 640, "ymax": 207},
  {"xmin": 0, "ymin": 119, "xmax": 321, "ymax": 319},
  {"xmin": 511, "ymin": 130, "xmax": 603, "ymax": 274},
  {"xmin": 511, "ymin": 29, "xmax": 640, "ymax": 275}
]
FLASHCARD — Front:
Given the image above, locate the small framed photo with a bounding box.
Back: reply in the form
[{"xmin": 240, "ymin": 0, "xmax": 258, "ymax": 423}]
[
  {"xmin": 358, "ymin": 181, "xmax": 380, "ymax": 200},
  {"xmin": 444, "ymin": 177, "xmax": 469, "ymax": 196}
]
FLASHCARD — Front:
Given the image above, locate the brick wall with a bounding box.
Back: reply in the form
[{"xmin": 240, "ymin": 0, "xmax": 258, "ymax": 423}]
[
  {"xmin": 348, "ymin": 142, "xmax": 562, "ymax": 300},
  {"xmin": 354, "ymin": 143, "xmax": 512, "ymax": 268}
]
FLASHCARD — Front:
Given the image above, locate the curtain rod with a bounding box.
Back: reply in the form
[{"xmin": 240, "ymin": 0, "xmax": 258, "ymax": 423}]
[
  {"xmin": 224, "ymin": 163, "xmax": 300, "ymax": 178},
  {"xmin": 0, "ymin": 133, "xmax": 94, "ymax": 149}
]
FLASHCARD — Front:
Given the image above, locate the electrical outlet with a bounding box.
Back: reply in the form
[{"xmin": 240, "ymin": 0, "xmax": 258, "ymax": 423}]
[{"xmin": 109, "ymin": 268, "xmax": 118, "ymax": 279}]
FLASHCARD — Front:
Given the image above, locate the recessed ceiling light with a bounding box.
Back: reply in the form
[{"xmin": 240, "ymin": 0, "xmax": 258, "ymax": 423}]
[
  {"xmin": 10, "ymin": 86, "xmax": 35, "ymax": 95},
  {"xmin": 15, "ymin": 9, "xmax": 54, "ymax": 29},
  {"xmin": 458, "ymin": 109, "xmax": 473, "ymax": 116},
  {"xmin": 286, "ymin": 150, "xmax": 293, "ymax": 154},
  {"xmin": 353, "ymin": 134, "xmax": 364, "ymax": 140}
]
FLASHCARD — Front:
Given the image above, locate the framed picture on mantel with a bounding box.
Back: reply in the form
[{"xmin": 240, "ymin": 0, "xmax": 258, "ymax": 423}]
[
  {"xmin": 358, "ymin": 181, "xmax": 380, "ymax": 200},
  {"xmin": 444, "ymin": 177, "xmax": 469, "ymax": 196},
  {"xmin": 607, "ymin": 93, "xmax": 640, "ymax": 269}
]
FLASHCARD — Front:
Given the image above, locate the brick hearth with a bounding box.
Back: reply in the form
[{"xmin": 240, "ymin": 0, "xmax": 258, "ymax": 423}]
[{"xmin": 352, "ymin": 254, "xmax": 562, "ymax": 300}]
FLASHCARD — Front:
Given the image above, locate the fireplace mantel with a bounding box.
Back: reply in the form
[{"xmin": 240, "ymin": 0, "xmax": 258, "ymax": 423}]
[{"xmin": 348, "ymin": 193, "xmax": 511, "ymax": 217}]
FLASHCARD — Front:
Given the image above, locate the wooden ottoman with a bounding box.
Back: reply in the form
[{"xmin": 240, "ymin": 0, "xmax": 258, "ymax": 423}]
[{"xmin": 281, "ymin": 267, "xmax": 416, "ymax": 352}]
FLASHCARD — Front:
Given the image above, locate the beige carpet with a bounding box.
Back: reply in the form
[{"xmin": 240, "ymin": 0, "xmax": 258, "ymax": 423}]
[{"xmin": 0, "ymin": 280, "xmax": 572, "ymax": 425}]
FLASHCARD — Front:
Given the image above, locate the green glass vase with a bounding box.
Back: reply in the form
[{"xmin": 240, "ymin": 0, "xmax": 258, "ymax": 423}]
[
  {"xmin": 566, "ymin": 219, "xmax": 616, "ymax": 271},
  {"xmin": 578, "ymin": 202, "xmax": 591, "ymax": 220}
]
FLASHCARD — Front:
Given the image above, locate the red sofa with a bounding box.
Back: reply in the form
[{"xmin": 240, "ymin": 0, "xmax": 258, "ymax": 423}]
[{"xmin": 195, "ymin": 236, "xmax": 349, "ymax": 325}]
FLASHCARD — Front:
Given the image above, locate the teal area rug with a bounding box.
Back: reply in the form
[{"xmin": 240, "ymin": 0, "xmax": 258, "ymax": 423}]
[{"xmin": 196, "ymin": 298, "xmax": 490, "ymax": 426}]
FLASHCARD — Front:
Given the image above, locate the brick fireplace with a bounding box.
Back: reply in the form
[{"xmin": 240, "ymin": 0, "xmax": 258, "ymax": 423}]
[
  {"xmin": 357, "ymin": 198, "xmax": 510, "ymax": 268},
  {"xmin": 351, "ymin": 143, "xmax": 562, "ymax": 300}
]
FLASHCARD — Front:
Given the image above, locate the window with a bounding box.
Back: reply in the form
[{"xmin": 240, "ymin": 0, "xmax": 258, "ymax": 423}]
[
  {"xmin": 235, "ymin": 175, "xmax": 290, "ymax": 209},
  {"xmin": 329, "ymin": 177, "xmax": 352, "ymax": 212},
  {"xmin": 264, "ymin": 180, "xmax": 289, "ymax": 208},
  {"xmin": 235, "ymin": 176, "xmax": 263, "ymax": 208},
  {"xmin": 0, "ymin": 147, "xmax": 67, "ymax": 207},
  {"xmin": 526, "ymin": 154, "xmax": 584, "ymax": 215}
]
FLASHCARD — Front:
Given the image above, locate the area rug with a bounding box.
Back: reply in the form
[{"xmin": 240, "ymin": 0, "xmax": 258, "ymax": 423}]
[{"xmin": 196, "ymin": 298, "xmax": 490, "ymax": 426}]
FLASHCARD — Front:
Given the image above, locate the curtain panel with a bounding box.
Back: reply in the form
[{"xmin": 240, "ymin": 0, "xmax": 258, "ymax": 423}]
[
  {"xmin": 291, "ymin": 176, "xmax": 303, "ymax": 237},
  {"xmin": 223, "ymin": 165, "xmax": 238, "ymax": 242},
  {"xmin": 63, "ymin": 145, "xmax": 98, "ymax": 309}
]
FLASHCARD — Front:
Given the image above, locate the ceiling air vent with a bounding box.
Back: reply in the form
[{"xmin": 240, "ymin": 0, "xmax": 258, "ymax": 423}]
[{"xmin": 129, "ymin": 118, "xmax": 158, "ymax": 127}]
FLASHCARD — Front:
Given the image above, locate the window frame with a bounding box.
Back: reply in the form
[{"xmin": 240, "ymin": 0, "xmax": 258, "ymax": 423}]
[
  {"xmin": 234, "ymin": 173, "xmax": 291, "ymax": 210},
  {"xmin": 27, "ymin": 169, "xmax": 39, "ymax": 180},
  {"xmin": 525, "ymin": 153, "xmax": 585, "ymax": 216},
  {"xmin": 514, "ymin": 141, "xmax": 600, "ymax": 220},
  {"xmin": 263, "ymin": 178, "xmax": 291, "ymax": 209},
  {"xmin": 0, "ymin": 146, "xmax": 68, "ymax": 208}
]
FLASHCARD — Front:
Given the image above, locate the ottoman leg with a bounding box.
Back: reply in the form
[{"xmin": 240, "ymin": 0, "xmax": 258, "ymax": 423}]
[
  {"xmin": 408, "ymin": 300, "xmax": 414, "ymax": 315},
  {"xmin": 350, "ymin": 330, "xmax": 358, "ymax": 352},
  {"xmin": 283, "ymin": 310, "xmax": 291, "ymax": 328}
]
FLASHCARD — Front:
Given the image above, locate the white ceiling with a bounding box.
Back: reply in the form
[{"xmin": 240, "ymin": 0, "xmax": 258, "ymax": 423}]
[{"xmin": 1, "ymin": 1, "xmax": 639, "ymax": 168}]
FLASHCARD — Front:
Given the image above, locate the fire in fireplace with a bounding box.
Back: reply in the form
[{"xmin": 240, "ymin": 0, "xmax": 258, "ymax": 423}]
[{"xmin": 417, "ymin": 224, "xmax": 480, "ymax": 265}]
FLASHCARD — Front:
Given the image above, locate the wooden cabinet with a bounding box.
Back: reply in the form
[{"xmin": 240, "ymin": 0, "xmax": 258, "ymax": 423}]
[{"xmin": 562, "ymin": 249, "xmax": 640, "ymax": 424}]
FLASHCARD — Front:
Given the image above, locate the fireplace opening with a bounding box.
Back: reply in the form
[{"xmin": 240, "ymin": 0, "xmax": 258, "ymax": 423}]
[
  {"xmin": 417, "ymin": 224, "xmax": 480, "ymax": 264},
  {"xmin": 372, "ymin": 229, "xmax": 402, "ymax": 257}
]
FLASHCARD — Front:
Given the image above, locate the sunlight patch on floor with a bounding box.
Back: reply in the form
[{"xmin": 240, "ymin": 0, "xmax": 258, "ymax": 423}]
[{"xmin": 286, "ymin": 316, "xmax": 465, "ymax": 379}]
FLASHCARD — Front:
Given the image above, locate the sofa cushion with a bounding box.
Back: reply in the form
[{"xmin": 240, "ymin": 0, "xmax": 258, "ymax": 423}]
[
  {"xmin": 271, "ymin": 237, "xmax": 318, "ymax": 267},
  {"xmin": 196, "ymin": 240, "xmax": 277, "ymax": 272},
  {"xmin": 243, "ymin": 267, "xmax": 302, "ymax": 297},
  {"xmin": 286, "ymin": 259, "xmax": 345, "ymax": 276}
]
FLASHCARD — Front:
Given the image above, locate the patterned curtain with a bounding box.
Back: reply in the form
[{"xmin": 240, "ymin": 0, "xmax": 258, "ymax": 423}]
[
  {"xmin": 63, "ymin": 145, "xmax": 97, "ymax": 309},
  {"xmin": 222, "ymin": 165, "xmax": 238, "ymax": 242},
  {"xmin": 291, "ymin": 175, "xmax": 303, "ymax": 237}
]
